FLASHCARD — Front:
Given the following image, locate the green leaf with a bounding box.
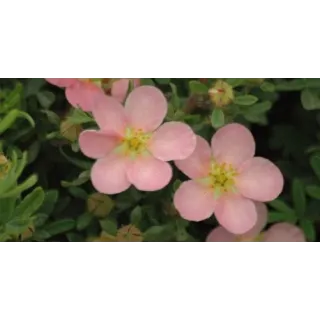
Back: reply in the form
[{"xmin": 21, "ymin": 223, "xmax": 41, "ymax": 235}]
[
  {"xmin": 234, "ymin": 95, "xmax": 258, "ymax": 106},
  {"xmin": 268, "ymin": 211, "xmax": 297, "ymax": 224},
  {"xmin": 244, "ymin": 101, "xmax": 272, "ymax": 114},
  {"xmin": 225, "ymin": 79, "xmax": 244, "ymax": 88},
  {"xmin": 211, "ymin": 108, "xmax": 225, "ymax": 129},
  {"xmin": 268, "ymin": 199, "xmax": 295, "ymax": 215},
  {"xmin": 260, "ymin": 81, "xmax": 275, "ymax": 92},
  {"xmin": 67, "ymin": 108, "xmax": 94, "ymax": 125},
  {"xmin": 292, "ymin": 179, "xmax": 306, "ymax": 217},
  {"xmin": 15, "ymin": 187, "xmax": 45, "ymax": 218},
  {"xmin": 189, "ymin": 81, "xmax": 208, "ymax": 94},
  {"xmin": 300, "ymin": 220, "xmax": 316, "ymax": 242},
  {"xmin": 45, "ymin": 219, "xmax": 76, "ymax": 236},
  {"xmin": 68, "ymin": 187, "xmax": 88, "ymax": 199},
  {"xmin": 143, "ymin": 224, "xmax": 175, "ymax": 242},
  {"xmin": 0, "ymin": 174, "xmax": 38, "ymax": 199},
  {"xmin": 61, "ymin": 170, "xmax": 90, "ymax": 187},
  {"xmin": 0, "ymin": 197, "xmax": 16, "ymax": 223},
  {"xmin": 0, "ymin": 109, "xmax": 35, "ymax": 135},
  {"xmin": 34, "ymin": 214, "xmax": 49, "ymax": 227},
  {"xmin": 76, "ymin": 213, "xmax": 93, "ymax": 231},
  {"xmin": 310, "ymin": 155, "xmax": 320, "ymax": 181},
  {"xmin": 169, "ymin": 83, "xmax": 180, "ymax": 108},
  {"xmin": 5, "ymin": 218, "xmax": 31, "ymax": 235},
  {"xmin": 155, "ymin": 78, "xmax": 171, "ymax": 85},
  {"xmin": 59, "ymin": 147, "xmax": 92, "ymax": 170},
  {"xmin": 27, "ymin": 141, "xmax": 41, "ymax": 164},
  {"xmin": 37, "ymin": 91, "xmax": 56, "ymax": 108},
  {"xmin": 275, "ymin": 79, "xmax": 305, "ymax": 91},
  {"xmin": 304, "ymin": 79, "xmax": 320, "ymax": 88},
  {"xmin": 100, "ymin": 219, "xmax": 118, "ymax": 236},
  {"xmin": 140, "ymin": 79, "xmax": 155, "ymax": 86},
  {"xmin": 32, "ymin": 230, "xmax": 51, "ymax": 241},
  {"xmin": 41, "ymin": 110, "xmax": 61, "ymax": 125},
  {"xmin": 306, "ymin": 185, "xmax": 320, "ymax": 200},
  {"xmin": 39, "ymin": 190, "xmax": 59, "ymax": 215},
  {"xmin": 301, "ymin": 89, "xmax": 320, "ymax": 110},
  {"xmin": 25, "ymin": 78, "xmax": 45, "ymax": 96},
  {"xmin": 130, "ymin": 206, "xmax": 142, "ymax": 226}
]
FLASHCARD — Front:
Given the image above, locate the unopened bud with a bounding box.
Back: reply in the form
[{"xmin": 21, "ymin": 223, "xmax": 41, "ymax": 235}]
[
  {"xmin": 116, "ymin": 225, "xmax": 143, "ymax": 242},
  {"xmin": 209, "ymin": 80, "xmax": 234, "ymax": 107},
  {"xmin": 0, "ymin": 154, "xmax": 10, "ymax": 178},
  {"xmin": 87, "ymin": 193, "xmax": 115, "ymax": 218},
  {"xmin": 60, "ymin": 120, "xmax": 82, "ymax": 142}
]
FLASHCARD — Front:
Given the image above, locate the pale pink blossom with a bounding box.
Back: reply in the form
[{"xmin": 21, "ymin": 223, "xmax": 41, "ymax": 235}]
[
  {"xmin": 206, "ymin": 202, "xmax": 306, "ymax": 242},
  {"xmin": 174, "ymin": 123, "xmax": 284, "ymax": 234},
  {"xmin": 45, "ymin": 78, "xmax": 139, "ymax": 111},
  {"xmin": 79, "ymin": 86, "xmax": 196, "ymax": 194}
]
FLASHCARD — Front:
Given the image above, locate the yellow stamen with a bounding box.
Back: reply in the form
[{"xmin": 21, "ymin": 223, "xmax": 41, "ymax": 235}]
[
  {"xmin": 116, "ymin": 127, "xmax": 151, "ymax": 158},
  {"xmin": 237, "ymin": 232, "xmax": 264, "ymax": 242},
  {"xmin": 199, "ymin": 160, "xmax": 238, "ymax": 199}
]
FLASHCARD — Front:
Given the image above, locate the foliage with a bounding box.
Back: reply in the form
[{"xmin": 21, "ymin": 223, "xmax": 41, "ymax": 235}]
[{"xmin": 0, "ymin": 78, "xmax": 319, "ymax": 242}]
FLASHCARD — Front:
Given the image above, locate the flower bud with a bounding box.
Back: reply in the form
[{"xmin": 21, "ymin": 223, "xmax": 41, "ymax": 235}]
[{"xmin": 209, "ymin": 80, "xmax": 234, "ymax": 107}]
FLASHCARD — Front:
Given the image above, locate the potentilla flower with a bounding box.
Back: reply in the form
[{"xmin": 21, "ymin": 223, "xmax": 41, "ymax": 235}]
[
  {"xmin": 79, "ymin": 86, "xmax": 196, "ymax": 194},
  {"xmin": 45, "ymin": 78, "xmax": 139, "ymax": 111},
  {"xmin": 174, "ymin": 123, "xmax": 284, "ymax": 234},
  {"xmin": 206, "ymin": 202, "xmax": 306, "ymax": 242}
]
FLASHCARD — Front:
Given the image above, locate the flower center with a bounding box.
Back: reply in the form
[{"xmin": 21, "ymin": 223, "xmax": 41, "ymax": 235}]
[
  {"xmin": 78, "ymin": 78, "xmax": 104, "ymax": 87},
  {"xmin": 200, "ymin": 160, "xmax": 238, "ymax": 199},
  {"xmin": 118, "ymin": 128, "xmax": 151, "ymax": 158},
  {"xmin": 236, "ymin": 233, "xmax": 264, "ymax": 242}
]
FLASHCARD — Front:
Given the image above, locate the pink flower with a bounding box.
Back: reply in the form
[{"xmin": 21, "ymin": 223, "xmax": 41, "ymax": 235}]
[
  {"xmin": 174, "ymin": 123, "xmax": 284, "ymax": 234},
  {"xmin": 79, "ymin": 86, "xmax": 197, "ymax": 194},
  {"xmin": 206, "ymin": 202, "xmax": 306, "ymax": 242},
  {"xmin": 45, "ymin": 78, "xmax": 139, "ymax": 111}
]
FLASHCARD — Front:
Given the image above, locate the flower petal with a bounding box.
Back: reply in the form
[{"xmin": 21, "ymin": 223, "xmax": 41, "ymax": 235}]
[
  {"xmin": 79, "ymin": 130, "xmax": 120, "ymax": 159},
  {"xmin": 214, "ymin": 195, "xmax": 257, "ymax": 234},
  {"xmin": 264, "ymin": 223, "xmax": 306, "ymax": 242},
  {"xmin": 174, "ymin": 180, "xmax": 216, "ymax": 221},
  {"xmin": 174, "ymin": 135, "xmax": 212, "ymax": 179},
  {"xmin": 46, "ymin": 78, "xmax": 76, "ymax": 87},
  {"xmin": 92, "ymin": 94, "xmax": 128, "ymax": 136},
  {"xmin": 91, "ymin": 153, "xmax": 131, "ymax": 195},
  {"xmin": 127, "ymin": 155, "xmax": 172, "ymax": 191},
  {"xmin": 125, "ymin": 86, "xmax": 167, "ymax": 132},
  {"xmin": 206, "ymin": 227, "xmax": 237, "ymax": 242},
  {"xmin": 148, "ymin": 122, "xmax": 196, "ymax": 161},
  {"xmin": 111, "ymin": 79, "xmax": 140, "ymax": 103},
  {"xmin": 211, "ymin": 123, "xmax": 255, "ymax": 168},
  {"xmin": 66, "ymin": 82, "xmax": 105, "ymax": 112},
  {"xmin": 236, "ymin": 157, "xmax": 284, "ymax": 202},
  {"xmin": 241, "ymin": 202, "xmax": 268, "ymax": 239}
]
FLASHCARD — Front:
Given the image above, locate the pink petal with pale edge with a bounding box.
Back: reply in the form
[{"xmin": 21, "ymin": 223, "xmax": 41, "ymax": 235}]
[
  {"xmin": 66, "ymin": 82, "xmax": 105, "ymax": 112},
  {"xmin": 46, "ymin": 78, "xmax": 77, "ymax": 87},
  {"xmin": 91, "ymin": 153, "xmax": 131, "ymax": 195},
  {"xmin": 174, "ymin": 180, "xmax": 216, "ymax": 221},
  {"xmin": 148, "ymin": 122, "xmax": 196, "ymax": 161},
  {"xmin": 175, "ymin": 135, "xmax": 212, "ymax": 179},
  {"xmin": 127, "ymin": 155, "xmax": 172, "ymax": 191},
  {"xmin": 92, "ymin": 95, "xmax": 128, "ymax": 136},
  {"xmin": 79, "ymin": 130, "xmax": 120, "ymax": 159},
  {"xmin": 211, "ymin": 123, "xmax": 255, "ymax": 168},
  {"xmin": 214, "ymin": 195, "xmax": 257, "ymax": 234},
  {"xmin": 264, "ymin": 223, "xmax": 306, "ymax": 242},
  {"xmin": 206, "ymin": 227, "xmax": 237, "ymax": 242},
  {"xmin": 125, "ymin": 86, "xmax": 167, "ymax": 132},
  {"xmin": 111, "ymin": 79, "xmax": 140, "ymax": 103},
  {"xmin": 240, "ymin": 202, "xmax": 268, "ymax": 238},
  {"xmin": 236, "ymin": 157, "xmax": 284, "ymax": 202}
]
